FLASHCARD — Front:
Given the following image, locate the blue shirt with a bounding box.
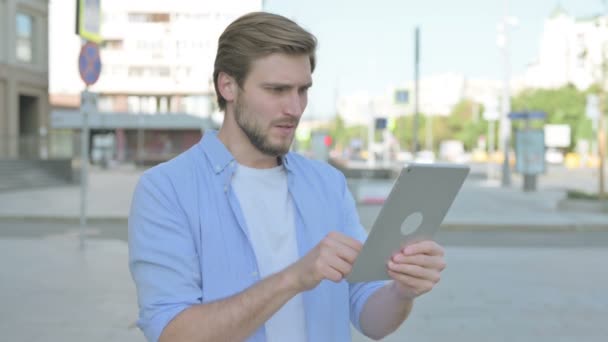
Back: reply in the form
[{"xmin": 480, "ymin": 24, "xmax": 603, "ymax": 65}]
[{"xmin": 128, "ymin": 131, "xmax": 385, "ymax": 342}]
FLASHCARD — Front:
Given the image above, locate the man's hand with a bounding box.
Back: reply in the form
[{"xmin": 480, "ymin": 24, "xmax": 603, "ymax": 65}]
[
  {"xmin": 284, "ymin": 232, "xmax": 362, "ymax": 292},
  {"xmin": 386, "ymin": 240, "xmax": 446, "ymax": 300}
]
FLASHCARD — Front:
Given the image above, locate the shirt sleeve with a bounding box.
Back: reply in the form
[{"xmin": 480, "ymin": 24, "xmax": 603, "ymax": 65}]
[
  {"xmin": 128, "ymin": 171, "xmax": 202, "ymax": 342},
  {"xmin": 339, "ymin": 175, "xmax": 388, "ymax": 333}
]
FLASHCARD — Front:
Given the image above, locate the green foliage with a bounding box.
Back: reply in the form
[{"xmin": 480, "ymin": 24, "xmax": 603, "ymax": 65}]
[
  {"xmin": 328, "ymin": 115, "xmax": 367, "ymax": 149},
  {"xmin": 511, "ymin": 85, "xmax": 591, "ymax": 151},
  {"xmin": 567, "ymin": 189, "xmax": 600, "ymax": 200},
  {"xmin": 390, "ymin": 100, "xmax": 489, "ymax": 152},
  {"xmin": 391, "ymin": 115, "xmax": 428, "ymax": 151},
  {"xmin": 445, "ymin": 99, "xmax": 488, "ymax": 150},
  {"xmin": 327, "ymin": 84, "xmax": 595, "ymax": 154}
]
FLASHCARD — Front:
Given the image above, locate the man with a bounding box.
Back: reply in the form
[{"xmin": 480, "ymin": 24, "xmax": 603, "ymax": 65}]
[{"xmin": 129, "ymin": 12, "xmax": 446, "ymax": 342}]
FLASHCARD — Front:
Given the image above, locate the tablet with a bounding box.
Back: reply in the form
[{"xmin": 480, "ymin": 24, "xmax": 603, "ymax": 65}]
[{"xmin": 347, "ymin": 163, "xmax": 470, "ymax": 283}]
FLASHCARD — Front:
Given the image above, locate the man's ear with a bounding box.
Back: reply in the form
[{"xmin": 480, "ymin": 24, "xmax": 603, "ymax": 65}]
[{"xmin": 217, "ymin": 72, "xmax": 238, "ymax": 103}]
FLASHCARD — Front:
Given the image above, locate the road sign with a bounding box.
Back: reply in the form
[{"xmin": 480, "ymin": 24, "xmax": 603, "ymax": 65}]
[
  {"xmin": 544, "ymin": 124, "xmax": 571, "ymax": 148},
  {"xmin": 375, "ymin": 117, "xmax": 387, "ymax": 130},
  {"xmin": 79, "ymin": 42, "xmax": 101, "ymax": 86},
  {"xmin": 394, "ymin": 89, "xmax": 409, "ymax": 104},
  {"xmin": 508, "ymin": 111, "xmax": 547, "ymax": 120},
  {"xmin": 482, "ymin": 98, "xmax": 500, "ymax": 121},
  {"xmin": 76, "ymin": 0, "xmax": 102, "ymax": 43}
]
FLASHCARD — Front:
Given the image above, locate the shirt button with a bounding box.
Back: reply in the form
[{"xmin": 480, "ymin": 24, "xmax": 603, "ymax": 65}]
[
  {"xmin": 224, "ymin": 185, "xmax": 228, "ymax": 193},
  {"xmin": 230, "ymin": 161, "xmax": 235, "ymax": 167},
  {"xmin": 215, "ymin": 165, "xmax": 221, "ymax": 172},
  {"xmin": 251, "ymin": 271, "xmax": 258, "ymax": 277}
]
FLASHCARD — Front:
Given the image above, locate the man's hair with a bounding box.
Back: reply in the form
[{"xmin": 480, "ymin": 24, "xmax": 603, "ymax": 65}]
[{"xmin": 213, "ymin": 12, "xmax": 317, "ymax": 111}]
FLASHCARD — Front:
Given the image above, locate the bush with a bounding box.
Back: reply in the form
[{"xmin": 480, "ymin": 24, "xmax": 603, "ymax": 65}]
[{"xmin": 566, "ymin": 190, "xmax": 601, "ymax": 201}]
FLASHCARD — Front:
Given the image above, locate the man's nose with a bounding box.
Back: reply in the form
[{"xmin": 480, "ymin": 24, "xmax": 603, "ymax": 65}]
[{"xmin": 284, "ymin": 91, "xmax": 305, "ymax": 117}]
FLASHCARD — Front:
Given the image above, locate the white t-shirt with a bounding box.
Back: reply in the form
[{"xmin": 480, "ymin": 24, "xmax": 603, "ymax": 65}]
[{"xmin": 232, "ymin": 163, "xmax": 307, "ymax": 342}]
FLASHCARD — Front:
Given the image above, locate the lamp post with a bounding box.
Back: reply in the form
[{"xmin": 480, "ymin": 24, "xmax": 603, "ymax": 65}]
[
  {"xmin": 496, "ymin": 0, "xmax": 517, "ymax": 187},
  {"xmin": 596, "ymin": 4, "xmax": 608, "ymax": 200}
]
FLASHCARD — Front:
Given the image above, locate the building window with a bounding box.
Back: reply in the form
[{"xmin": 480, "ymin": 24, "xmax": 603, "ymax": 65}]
[
  {"xmin": 128, "ymin": 66, "xmax": 171, "ymax": 78},
  {"xmin": 128, "ymin": 12, "xmax": 170, "ymax": 23},
  {"xmin": 16, "ymin": 12, "xmax": 34, "ymax": 63},
  {"xmin": 102, "ymin": 39, "xmax": 124, "ymax": 50}
]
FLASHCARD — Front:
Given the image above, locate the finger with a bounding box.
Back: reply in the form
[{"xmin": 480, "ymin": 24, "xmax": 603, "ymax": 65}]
[
  {"xmin": 322, "ymin": 264, "xmax": 344, "ymax": 282},
  {"xmin": 387, "ymin": 260, "xmax": 441, "ymax": 283},
  {"xmin": 322, "ymin": 234, "xmax": 361, "ymax": 264},
  {"xmin": 403, "ymin": 240, "xmax": 444, "ymax": 257},
  {"xmin": 327, "ymin": 232, "xmax": 363, "ymax": 252},
  {"xmin": 392, "ymin": 254, "xmax": 447, "ymax": 271},
  {"xmin": 327, "ymin": 254, "xmax": 354, "ymax": 278},
  {"xmin": 317, "ymin": 246, "xmax": 354, "ymax": 280},
  {"xmin": 387, "ymin": 270, "xmax": 435, "ymax": 296}
]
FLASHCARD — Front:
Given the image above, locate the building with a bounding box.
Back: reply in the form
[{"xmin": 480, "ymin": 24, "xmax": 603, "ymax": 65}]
[
  {"xmin": 51, "ymin": 0, "xmax": 261, "ymax": 113},
  {"xmin": 48, "ymin": 0, "xmax": 261, "ymax": 164},
  {"xmin": 521, "ymin": 6, "xmax": 608, "ymax": 91},
  {"xmin": 0, "ymin": 0, "xmax": 49, "ymax": 159}
]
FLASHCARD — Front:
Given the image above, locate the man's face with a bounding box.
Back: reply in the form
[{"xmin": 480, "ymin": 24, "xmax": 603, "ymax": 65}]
[{"xmin": 233, "ymin": 53, "xmax": 312, "ymax": 156}]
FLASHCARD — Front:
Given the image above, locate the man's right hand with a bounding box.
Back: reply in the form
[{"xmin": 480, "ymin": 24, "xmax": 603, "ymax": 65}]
[{"xmin": 284, "ymin": 232, "xmax": 363, "ymax": 292}]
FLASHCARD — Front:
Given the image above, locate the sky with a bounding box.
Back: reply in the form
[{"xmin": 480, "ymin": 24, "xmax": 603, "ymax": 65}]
[{"xmin": 264, "ymin": 0, "xmax": 606, "ymax": 119}]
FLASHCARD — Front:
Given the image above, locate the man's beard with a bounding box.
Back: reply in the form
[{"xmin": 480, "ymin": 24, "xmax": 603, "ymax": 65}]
[{"xmin": 234, "ymin": 95, "xmax": 298, "ymax": 157}]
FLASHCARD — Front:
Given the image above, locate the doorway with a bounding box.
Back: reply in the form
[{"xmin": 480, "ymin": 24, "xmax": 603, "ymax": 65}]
[{"xmin": 18, "ymin": 94, "xmax": 39, "ymax": 158}]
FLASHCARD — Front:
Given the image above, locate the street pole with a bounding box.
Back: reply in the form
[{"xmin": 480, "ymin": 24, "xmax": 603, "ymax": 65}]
[
  {"xmin": 79, "ymin": 90, "xmax": 90, "ymax": 250},
  {"xmin": 488, "ymin": 119, "xmax": 495, "ymax": 180},
  {"xmin": 368, "ymin": 100, "xmax": 375, "ymax": 167},
  {"xmin": 412, "ymin": 26, "xmax": 420, "ymax": 157},
  {"xmin": 137, "ymin": 113, "xmax": 144, "ymax": 166},
  {"xmin": 426, "ymin": 113, "xmax": 433, "ymax": 151},
  {"xmin": 598, "ymin": 3, "xmax": 607, "ymax": 201},
  {"xmin": 599, "ymin": 91, "xmax": 606, "ymax": 200},
  {"xmin": 499, "ymin": 0, "xmax": 512, "ymax": 187}
]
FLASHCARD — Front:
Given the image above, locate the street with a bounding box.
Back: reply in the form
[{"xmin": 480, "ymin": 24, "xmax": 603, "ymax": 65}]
[
  {"xmin": 1, "ymin": 219, "xmax": 607, "ymax": 341},
  {"xmin": 353, "ymin": 245, "xmax": 608, "ymax": 342},
  {"xmin": 2, "ymin": 219, "xmax": 608, "ymax": 248}
]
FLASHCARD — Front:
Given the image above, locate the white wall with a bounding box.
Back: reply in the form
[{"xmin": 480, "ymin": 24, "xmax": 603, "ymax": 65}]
[
  {"xmin": 523, "ymin": 12, "xmax": 608, "ymax": 90},
  {"xmin": 49, "ymin": 0, "xmax": 262, "ymax": 102}
]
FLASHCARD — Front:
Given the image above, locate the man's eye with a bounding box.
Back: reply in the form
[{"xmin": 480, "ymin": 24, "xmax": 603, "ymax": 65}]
[{"xmin": 271, "ymin": 87, "xmax": 287, "ymax": 93}]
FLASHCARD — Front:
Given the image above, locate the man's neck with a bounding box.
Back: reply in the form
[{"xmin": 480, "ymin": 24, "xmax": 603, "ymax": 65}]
[{"xmin": 217, "ymin": 121, "xmax": 279, "ymax": 169}]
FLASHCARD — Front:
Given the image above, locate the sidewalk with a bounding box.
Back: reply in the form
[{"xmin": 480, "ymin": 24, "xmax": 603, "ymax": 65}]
[
  {"xmin": 0, "ymin": 236, "xmax": 145, "ymax": 342},
  {"xmin": 0, "ymin": 165, "xmax": 606, "ymax": 231}
]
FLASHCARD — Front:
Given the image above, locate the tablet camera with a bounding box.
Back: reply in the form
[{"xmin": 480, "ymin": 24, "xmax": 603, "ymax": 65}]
[{"xmin": 400, "ymin": 212, "xmax": 423, "ymax": 236}]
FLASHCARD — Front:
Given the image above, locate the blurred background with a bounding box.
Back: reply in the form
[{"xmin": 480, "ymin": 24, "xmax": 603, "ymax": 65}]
[{"xmin": 0, "ymin": 0, "xmax": 607, "ymax": 341}]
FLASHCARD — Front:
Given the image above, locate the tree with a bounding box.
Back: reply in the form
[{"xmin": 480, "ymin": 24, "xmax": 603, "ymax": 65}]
[
  {"xmin": 445, "ymin": 99, "xmax": 487, "ymax": 150},
  {"xmin": 327, "ymin": 114, "xmax": 367, "ymax": 151},
  {"xmin": 511, "ymin": 85, "xmax": 589, "ymax": 151},
  {"xmin": 391, "ymin": 115, "xmax": 428, "ymax": 152}
]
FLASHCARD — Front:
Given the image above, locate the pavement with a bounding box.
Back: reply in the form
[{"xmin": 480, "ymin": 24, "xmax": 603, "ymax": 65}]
[
  {"xmin": 0, "ymin": 237, "xmax": 145, "ymax": 342},
  {"xmin": 1, "ymin": 163, "xmax": 607, "ymax": 342},
  {"xmin": 0, "ymin": 163, "xmax": 606, "ymax": 231}
]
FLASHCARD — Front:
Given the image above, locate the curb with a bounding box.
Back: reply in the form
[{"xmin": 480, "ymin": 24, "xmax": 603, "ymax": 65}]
[
  {"xmin": 440, "ymin": 222, "xmax": 608, "ymax": 233},
  {"xmin": 1, "ymin": 216, "xmax": 607, "ymax": 233},
  {"xmin": 0, "ymin": 216, "xmax": 128, "ymax": 225}
]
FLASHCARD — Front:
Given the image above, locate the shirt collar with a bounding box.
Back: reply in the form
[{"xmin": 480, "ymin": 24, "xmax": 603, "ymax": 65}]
[
  {"xmin": 200, "ymin": 130, "xmax": 294, "ymax": 174},
  {"xmin": 199, "ymin": 130, "xmax": 235, "ymax": 174}
]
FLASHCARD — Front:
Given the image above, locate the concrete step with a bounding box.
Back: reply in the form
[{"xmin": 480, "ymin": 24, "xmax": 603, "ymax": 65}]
[{"xmin": 0, "ymin": 160, "xmax": 71, "ymax": 192}]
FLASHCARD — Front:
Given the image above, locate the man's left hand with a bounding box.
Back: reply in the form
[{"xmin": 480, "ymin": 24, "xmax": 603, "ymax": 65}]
[{"xmin": 386, "ymin": 240, "xmax": 446, "ymax": 301}]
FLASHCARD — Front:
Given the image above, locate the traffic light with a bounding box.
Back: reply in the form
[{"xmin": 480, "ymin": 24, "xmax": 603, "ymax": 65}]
[{"xmin": 324, "ymin": 135, "xmax": 333, "ymax": 147}]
